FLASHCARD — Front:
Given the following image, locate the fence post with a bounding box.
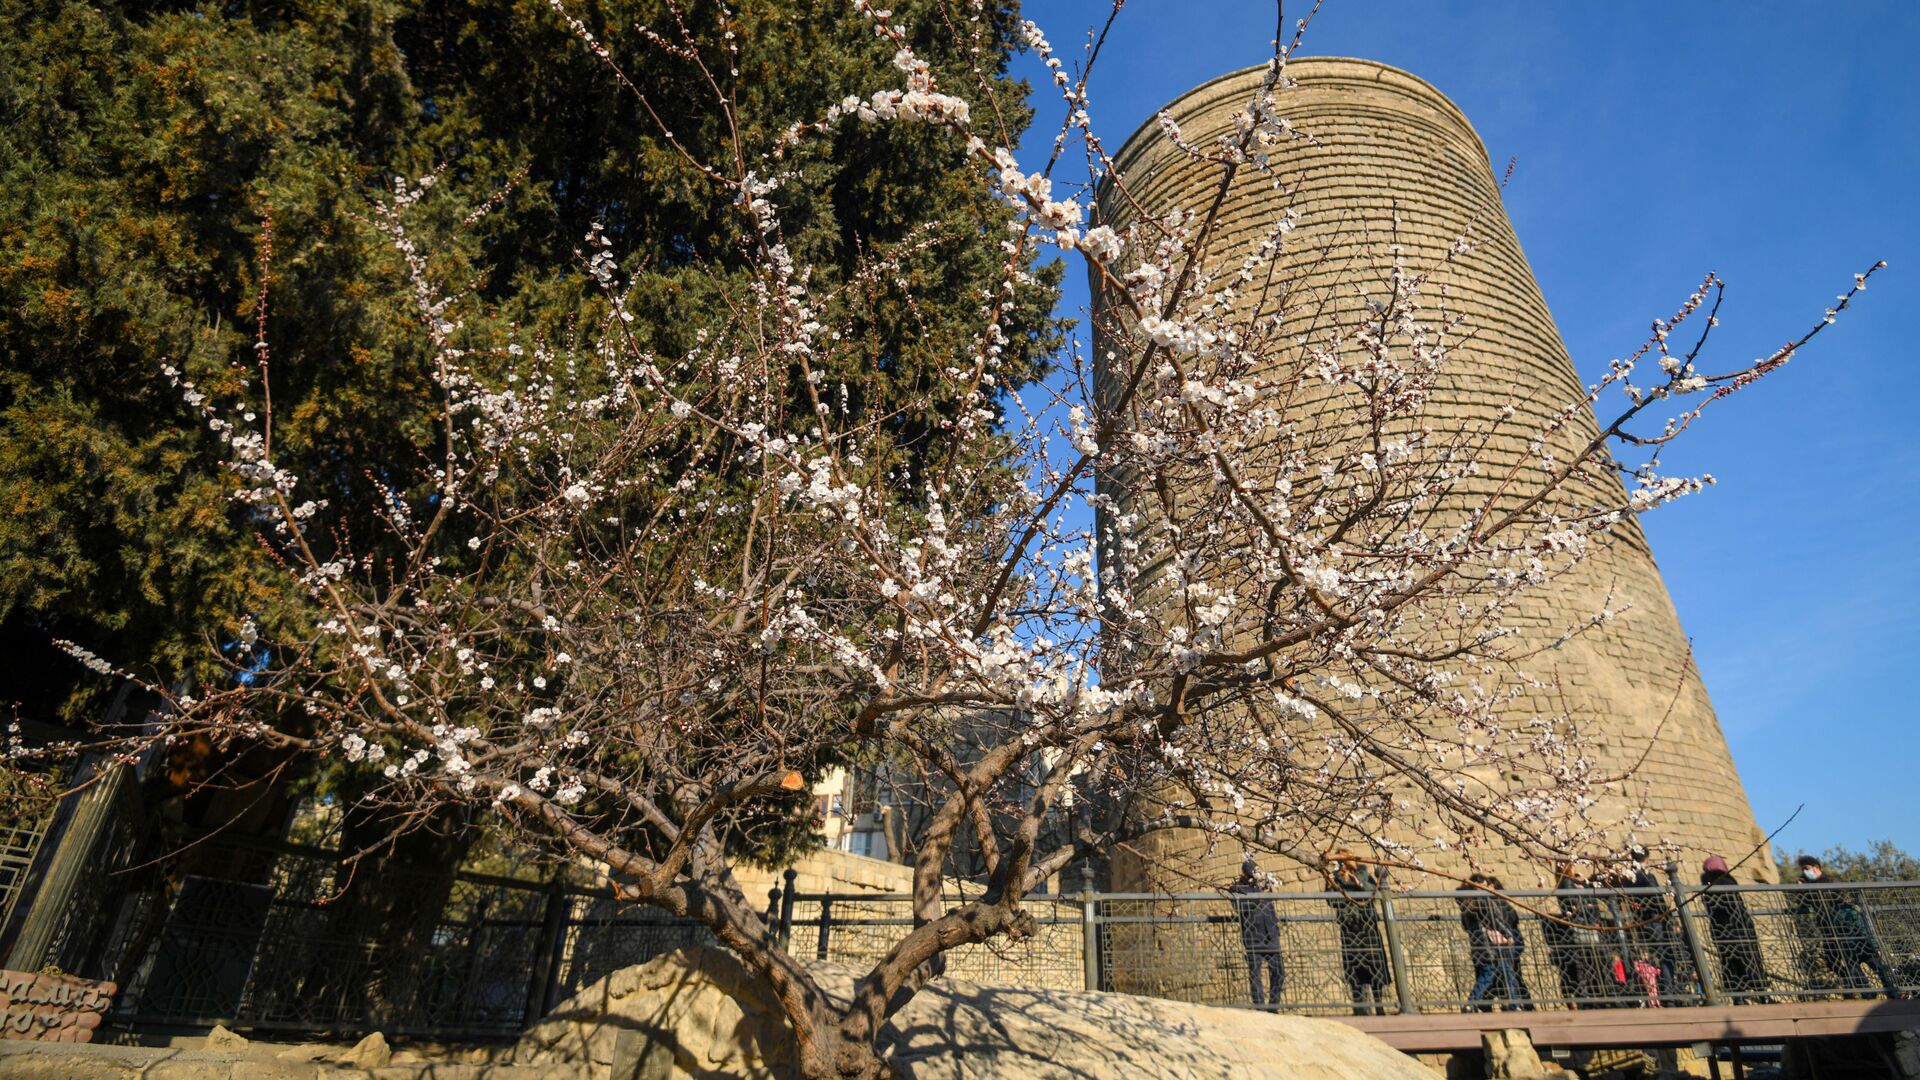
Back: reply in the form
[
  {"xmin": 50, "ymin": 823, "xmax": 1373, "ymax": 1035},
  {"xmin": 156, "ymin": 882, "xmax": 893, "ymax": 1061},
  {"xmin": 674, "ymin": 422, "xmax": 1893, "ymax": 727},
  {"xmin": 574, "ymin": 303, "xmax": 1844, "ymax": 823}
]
[
  {"xmin": 816, "ymin": 897, "xmax": 834, "ymax": 962},
  {"xmin": 1379, "ymin": 894, "xmax": 1419, "ymax": 1015},
  {"xmin": 1079, "ymin": 891, "xmax": 1100, "ymax": 992},
  {"xmin": 1668, "ymin": 861, "xmax": 1721, "ymax": 1006},
  {"xmin": 778, "ymin": 868, "xmax": 796, "ymax": 952},
  {"xmin": 3, "ymin": 756, "xmax": 127, "ymax": 971},
  {"xmin": 528, "ymin": 880, "xmax": 572, "ymax": 1021}
]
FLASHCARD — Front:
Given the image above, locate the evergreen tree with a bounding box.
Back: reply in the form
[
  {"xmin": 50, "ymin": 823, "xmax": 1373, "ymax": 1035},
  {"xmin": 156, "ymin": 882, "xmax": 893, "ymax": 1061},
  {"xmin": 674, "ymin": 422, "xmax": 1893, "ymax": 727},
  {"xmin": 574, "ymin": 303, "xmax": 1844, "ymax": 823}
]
[
  {"xmin": 0, "ymin": 0, "xmax": 1059, "ymax": 733},
  {"xmin": 1780, "ymin": 840, "xmax": 1920, "ymax": 883}
]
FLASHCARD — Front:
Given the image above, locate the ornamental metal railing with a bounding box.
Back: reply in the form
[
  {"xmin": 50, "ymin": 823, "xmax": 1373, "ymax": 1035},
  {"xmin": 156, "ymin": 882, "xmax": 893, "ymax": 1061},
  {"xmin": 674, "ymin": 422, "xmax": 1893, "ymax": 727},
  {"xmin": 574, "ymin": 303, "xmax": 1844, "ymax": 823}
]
[
  {"xmin": 775, "ymin": 872, "xmax": 1920, "ymax": 1017},
  {"xmin": 50, "ymin": 834, "xmax": 713, "ymax": 1039},
  {"xmin": 38, "ymin": 834, "xmax": 1920, "ymax": 1038}
]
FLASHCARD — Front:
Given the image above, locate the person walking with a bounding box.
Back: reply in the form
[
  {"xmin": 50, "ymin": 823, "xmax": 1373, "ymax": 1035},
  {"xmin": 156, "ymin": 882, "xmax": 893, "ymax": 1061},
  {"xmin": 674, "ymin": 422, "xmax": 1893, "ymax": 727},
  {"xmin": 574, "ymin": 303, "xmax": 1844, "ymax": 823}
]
[
  {"xmin": 1488, "ymin": 875, "xmax": 1536, "ymax": 1009},
  {"xmin": 1229, "ymin": 858, "xmax": 1287, "ymax": 1008},
  {"xmin": 1589, "ymin": 868, "xmax": 1643, "ymax": 1005},
  {"xmin": 1791, "ymin": 855, "xmax": 1900, "ymax": 999},
  {"xmin": 1621, "ymin": 846, "xmax": 1685, "ymax": 1001},
  {"xmin": 1544, "ymin": 864, "xmax": 1611, "ymax": 1007},
  {"xmin": 1458, "ymin": 874, "xmax": 1532, "ymax": 1011},
  {"xmin": 1699, "ymin": 855, "xmax": 1772, "ymax": 1001},
  {"xmin": 1325, "ymin": 851, "xmax": 1391, "ymax": 1016}
]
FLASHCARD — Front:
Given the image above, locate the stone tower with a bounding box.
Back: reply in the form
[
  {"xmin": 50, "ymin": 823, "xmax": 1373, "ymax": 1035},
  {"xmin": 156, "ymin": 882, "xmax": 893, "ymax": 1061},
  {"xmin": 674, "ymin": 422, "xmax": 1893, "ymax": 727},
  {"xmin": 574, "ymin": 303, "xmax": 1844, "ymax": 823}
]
[{"xmin": 1092, "ymin": 59, "xmax": 1774, "ymax": 895}]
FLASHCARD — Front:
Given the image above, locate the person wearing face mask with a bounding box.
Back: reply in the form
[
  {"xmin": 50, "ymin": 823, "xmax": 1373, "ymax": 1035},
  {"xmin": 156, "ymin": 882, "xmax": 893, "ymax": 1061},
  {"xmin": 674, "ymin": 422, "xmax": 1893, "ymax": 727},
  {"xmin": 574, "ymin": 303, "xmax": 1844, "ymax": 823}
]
[{"xmin": 1790, "ymin": 855, "xmax": 1901, "ymax": 999}]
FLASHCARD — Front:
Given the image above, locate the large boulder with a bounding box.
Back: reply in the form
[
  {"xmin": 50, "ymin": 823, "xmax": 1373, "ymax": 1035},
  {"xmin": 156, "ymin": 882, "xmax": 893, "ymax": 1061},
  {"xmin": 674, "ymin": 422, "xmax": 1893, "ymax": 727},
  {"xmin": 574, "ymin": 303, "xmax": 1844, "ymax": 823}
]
[
  {"xmin": 518, "ymin": 946, "xmax": 799, "ymax": 1078},
  {"xmin": 517, "ymin": 947, "xmax": 1435, "ymax": 1079}
]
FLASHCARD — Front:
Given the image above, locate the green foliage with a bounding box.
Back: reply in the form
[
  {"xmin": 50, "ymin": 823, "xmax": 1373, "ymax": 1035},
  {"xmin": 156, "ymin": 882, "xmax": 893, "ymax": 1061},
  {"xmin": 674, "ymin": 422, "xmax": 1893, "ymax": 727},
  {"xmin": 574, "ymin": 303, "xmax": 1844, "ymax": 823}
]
[
  {"xmin": 1, "ymin": 0, "xmax": 436, "ymax": 724},
  {"xmin": 1778, "ymin": 839, "xmax": 1920, "ymax": 883},
  {"xmin": 0, "ymin": 757, "xmax": 63, "ymax": 831},
  {"xmin": 0, "ymin": 0, "xmax": 1060, "ymax": 744}
]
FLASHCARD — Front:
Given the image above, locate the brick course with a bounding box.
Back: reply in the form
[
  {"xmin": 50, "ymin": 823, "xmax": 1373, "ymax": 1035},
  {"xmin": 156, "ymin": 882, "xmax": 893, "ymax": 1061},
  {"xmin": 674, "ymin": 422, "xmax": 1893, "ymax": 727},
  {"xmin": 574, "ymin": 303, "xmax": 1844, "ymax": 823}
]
[{"xmin": 1093, "ymin": 59, "xmax": 1774, "ymax": 897}]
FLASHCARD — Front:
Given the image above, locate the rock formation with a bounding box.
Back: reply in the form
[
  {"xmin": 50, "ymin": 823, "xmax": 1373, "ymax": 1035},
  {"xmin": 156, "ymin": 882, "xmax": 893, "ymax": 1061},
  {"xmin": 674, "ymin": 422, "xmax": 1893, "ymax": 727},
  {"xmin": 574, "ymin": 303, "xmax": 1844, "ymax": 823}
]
[{"xmin": 516, "ymin": 946, "xmax": 1436, "ymax": 1079}]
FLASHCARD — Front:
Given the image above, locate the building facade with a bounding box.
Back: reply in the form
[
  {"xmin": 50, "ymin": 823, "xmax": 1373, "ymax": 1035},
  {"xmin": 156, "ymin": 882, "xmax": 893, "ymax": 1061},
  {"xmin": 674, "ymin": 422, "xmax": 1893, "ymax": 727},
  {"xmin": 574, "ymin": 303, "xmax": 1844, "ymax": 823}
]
[{"xmin": 1092, "ymin": 58, "xmax": 1774, "ymax": 895}]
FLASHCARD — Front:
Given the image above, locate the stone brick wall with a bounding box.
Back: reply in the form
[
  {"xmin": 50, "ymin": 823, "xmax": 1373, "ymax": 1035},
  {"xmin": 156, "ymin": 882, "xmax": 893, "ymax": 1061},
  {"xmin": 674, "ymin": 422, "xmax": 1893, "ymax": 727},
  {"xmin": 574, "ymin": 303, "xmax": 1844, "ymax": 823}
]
[
  {"xmin": 1092, "ymin": 59, "xmax": 1775, "ymax": 896},
  {"xmin": 733, "ymin": 847, "xmax": 917, "ymax": 902}
]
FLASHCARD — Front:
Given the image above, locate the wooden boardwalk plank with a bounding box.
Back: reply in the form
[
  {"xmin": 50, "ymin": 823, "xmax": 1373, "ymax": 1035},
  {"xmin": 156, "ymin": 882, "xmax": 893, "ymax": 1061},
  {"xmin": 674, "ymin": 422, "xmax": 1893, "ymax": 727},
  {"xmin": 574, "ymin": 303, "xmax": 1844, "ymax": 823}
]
[{"xmin": 1330, "ymin": 999, "xmax": 1920, "ymax": 1052}]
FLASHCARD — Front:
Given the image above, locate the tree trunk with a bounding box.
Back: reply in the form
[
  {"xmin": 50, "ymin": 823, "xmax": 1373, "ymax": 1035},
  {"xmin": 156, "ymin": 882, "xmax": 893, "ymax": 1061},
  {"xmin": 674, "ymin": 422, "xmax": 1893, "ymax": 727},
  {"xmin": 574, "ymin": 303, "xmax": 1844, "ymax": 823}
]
[{"xmin": 803, "ymin": 1020, "xmax": 899, "ymax": 1080}]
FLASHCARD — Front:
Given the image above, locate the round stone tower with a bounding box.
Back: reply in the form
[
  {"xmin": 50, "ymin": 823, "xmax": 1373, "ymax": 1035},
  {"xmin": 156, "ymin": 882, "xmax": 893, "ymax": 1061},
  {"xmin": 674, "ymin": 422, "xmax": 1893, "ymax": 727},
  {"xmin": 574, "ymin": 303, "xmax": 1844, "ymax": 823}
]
[{"xmin": 1093, "ymin": 59, "xmax": 1774, "ymax": 896}]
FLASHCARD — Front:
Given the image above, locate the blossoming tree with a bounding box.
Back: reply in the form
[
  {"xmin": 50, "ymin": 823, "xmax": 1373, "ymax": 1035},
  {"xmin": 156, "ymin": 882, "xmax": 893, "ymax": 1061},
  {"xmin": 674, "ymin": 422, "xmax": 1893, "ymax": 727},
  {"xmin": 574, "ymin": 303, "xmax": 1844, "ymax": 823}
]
[{"xmin": 52, "ymin": 2, "xmax": 1878, "ymax": 1076}]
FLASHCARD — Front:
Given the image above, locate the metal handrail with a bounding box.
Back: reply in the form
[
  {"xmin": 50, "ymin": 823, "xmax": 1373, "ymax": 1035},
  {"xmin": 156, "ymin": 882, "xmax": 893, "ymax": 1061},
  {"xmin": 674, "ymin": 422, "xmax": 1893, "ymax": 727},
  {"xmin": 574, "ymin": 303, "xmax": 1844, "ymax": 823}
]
[
  {"xmin": 776, "ymin": 875, "xmax": 1920, "ymax": 1019},
  {"xmin": 64, "ymin": 824, "xmax": 1920, "ymax": 1039}
]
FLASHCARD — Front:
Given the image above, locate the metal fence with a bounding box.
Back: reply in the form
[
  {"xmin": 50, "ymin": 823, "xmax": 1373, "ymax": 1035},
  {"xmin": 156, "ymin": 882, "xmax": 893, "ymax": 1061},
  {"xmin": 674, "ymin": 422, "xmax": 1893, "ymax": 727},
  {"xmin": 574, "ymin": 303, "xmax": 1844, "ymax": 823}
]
[
  {"xmin": 0, "ymin": 799, "xmax": 56, "ymax": 936},
  {"xmin": 779, "ymin": 891, "xmax": 1090, "ymax": 992},
  {"xmin": 777, "ymin": 875, "xmax": 1920, "ymax": 1018},
  {"xmin": 75, "ymin": 836, "xmax": 712, "ymax": 1039},
  {"xmin": 55, "ymin": 839, "xmax": 1920, "ymax": 1039}
]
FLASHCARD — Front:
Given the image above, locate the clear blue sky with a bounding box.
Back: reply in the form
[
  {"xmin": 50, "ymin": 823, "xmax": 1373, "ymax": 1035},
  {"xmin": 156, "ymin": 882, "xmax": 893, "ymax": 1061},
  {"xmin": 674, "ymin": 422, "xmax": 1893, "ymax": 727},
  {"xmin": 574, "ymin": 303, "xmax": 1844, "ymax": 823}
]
[{"xmin": 1011, "ymin": 2, "xmax": 1920, "ymax": 858}]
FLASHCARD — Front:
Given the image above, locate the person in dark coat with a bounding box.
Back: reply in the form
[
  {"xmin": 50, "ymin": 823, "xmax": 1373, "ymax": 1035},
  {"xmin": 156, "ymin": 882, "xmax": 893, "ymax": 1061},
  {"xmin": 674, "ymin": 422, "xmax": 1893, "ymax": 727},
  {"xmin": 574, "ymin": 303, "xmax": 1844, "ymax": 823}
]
[
  {"xmin": 1229, "ymin": 858, "xmax": 1286, "ymax": 1007},
  {"xmin": 1699, "ymin": 855, "xmax": 1772, "ymax": 1000},
  {"xmin": 1458, "ymin": 874, "xmax": 1532, "ymax": 1011},
  {"xmin": 1488, "ymin": 875, "xmax": 1536, "ymax": 1008},
  {"xmin": 1543, "ymin": 863, "xmax": 1612, "ymax": 1007},
  {"xmin": 1589, "ymin": 868, "xmax": 1643, "ymax": 1004},
  {"xmin": 1325, "ymin": 851, "xmax": 1391, "ymax": 1016},
  {"xmin": 1790, "ymin": 855, "xmax": 1900, "ymax": 999},
  {"xmin": 1621, "ymin": 846, "xmax": 1685, "ymax": 1000}
]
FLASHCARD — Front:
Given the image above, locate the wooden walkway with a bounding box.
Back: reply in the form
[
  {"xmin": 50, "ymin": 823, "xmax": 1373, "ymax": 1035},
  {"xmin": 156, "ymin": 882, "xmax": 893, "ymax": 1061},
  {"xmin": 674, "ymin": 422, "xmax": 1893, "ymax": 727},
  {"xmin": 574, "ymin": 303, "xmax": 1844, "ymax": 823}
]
[{"xmin": 1331, "ymin": 999, "xmax": 1920, "ymax": 1052}]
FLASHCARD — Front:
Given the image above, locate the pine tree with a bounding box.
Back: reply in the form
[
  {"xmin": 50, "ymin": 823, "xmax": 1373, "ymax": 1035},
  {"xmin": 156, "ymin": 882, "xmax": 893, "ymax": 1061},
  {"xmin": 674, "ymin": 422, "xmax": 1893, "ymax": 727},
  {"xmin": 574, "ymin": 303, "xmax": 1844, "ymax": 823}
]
[{"xmin": 0, "ymin": 0, "xmax": 1059, "ymax": 732}]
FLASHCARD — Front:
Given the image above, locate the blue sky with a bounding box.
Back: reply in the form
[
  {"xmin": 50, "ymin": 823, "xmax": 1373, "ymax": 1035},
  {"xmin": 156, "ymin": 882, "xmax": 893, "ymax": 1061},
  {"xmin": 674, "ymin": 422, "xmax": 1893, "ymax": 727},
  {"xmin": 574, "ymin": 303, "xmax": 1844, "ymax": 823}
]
[{"xmin": 1011, "ymin": 2, "xmax": 1920, "ymax": 858}]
